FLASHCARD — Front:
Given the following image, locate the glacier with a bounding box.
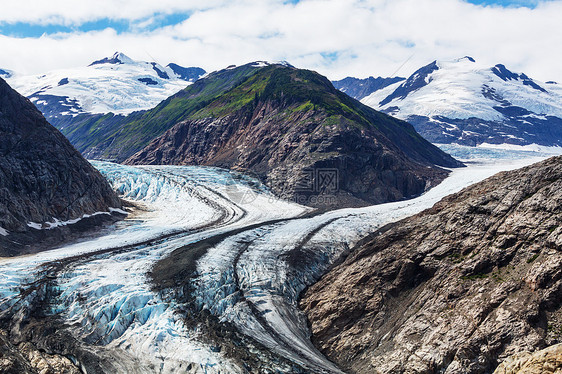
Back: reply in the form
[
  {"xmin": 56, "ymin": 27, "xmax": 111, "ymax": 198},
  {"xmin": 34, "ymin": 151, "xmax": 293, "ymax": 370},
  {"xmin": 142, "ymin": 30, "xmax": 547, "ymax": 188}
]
[
  {"xmin": 0, "ymin": 162, "xmax": 307, "ymax": 373},
  {"xmin": 0, "ymin": 152, "xmax": 555, "ymax": 373}
]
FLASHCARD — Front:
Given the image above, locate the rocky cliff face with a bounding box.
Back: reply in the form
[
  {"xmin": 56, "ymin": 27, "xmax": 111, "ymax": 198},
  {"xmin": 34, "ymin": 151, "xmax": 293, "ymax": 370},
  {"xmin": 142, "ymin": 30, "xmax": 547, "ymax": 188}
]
[
  {"xmin": 126, "ymin": 64, "xmax": 462, "ymax": 209},
  {"xmin": 300, "ymin": 156, "xmax": 562, "ymax": 373},
  {"xmin": 0, "ymin": 78, "xmax": 122, "ymax": 256}
]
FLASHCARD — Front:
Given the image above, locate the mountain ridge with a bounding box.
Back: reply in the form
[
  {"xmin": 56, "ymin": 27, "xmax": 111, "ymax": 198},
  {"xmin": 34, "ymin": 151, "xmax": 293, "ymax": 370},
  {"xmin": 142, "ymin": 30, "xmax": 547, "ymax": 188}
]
[
  {"xmin": 58, "ymin": 61, "xmax": 266, "ymax": 161},
  {"xmin": 7, "ymin": 52, "xmax": 206, "ymax": 116},
  {"xmin": 125, "ymin": 63, "xmax": 462, "ymax": 208},
  {"xmin": 332, "ymin": 76, "xmax": 405, "ymax": 101}
]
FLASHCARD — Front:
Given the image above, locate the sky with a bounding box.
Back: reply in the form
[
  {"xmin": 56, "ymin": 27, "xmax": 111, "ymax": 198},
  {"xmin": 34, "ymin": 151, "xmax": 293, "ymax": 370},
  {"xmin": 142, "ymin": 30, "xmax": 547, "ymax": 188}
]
[{"xmin": 0, "ymin": 0, "xmax": 561, "ymax": 82}]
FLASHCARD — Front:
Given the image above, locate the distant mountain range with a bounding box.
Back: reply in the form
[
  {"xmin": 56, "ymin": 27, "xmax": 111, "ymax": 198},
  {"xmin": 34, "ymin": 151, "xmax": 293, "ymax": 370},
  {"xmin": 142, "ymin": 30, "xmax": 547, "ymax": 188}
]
[
  {"xmin": 4, "ymin": 52, "xmax": 205, "ymax": 128},
  {"xmin": 332, "ymin": 76, "xmax": 405, "ymax": 101},
  {"xmin": 2, "ymin": 56, "xmax": 467, "ymax": 208},
  {"xmin": 336, "ymin": 57, "xmax": 562, "ymax": 148}
]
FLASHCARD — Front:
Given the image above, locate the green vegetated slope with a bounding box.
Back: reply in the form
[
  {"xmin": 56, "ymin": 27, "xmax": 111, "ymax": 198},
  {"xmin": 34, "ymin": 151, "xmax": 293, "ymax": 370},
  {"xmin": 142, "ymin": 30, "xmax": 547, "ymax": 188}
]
[
  {"xmin": 189, "ymin": 64, "xmax": 459, "ymax": 167},
  {"xmin": 125, "ymin": 63, "xmax": 462, "ymax": 208}
]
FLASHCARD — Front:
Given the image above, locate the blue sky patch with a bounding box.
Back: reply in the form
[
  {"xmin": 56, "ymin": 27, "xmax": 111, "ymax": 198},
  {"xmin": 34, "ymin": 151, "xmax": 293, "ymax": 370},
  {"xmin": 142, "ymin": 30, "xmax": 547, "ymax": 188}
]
[
  {"xmin": 0, "ymin": 13, "xmax": 191, "ymax": 38},
  {"xmin": 320, "ymin": 52, "xmax": 339, "ymax": 62},
  {"xmin": 464, "ymin": 0, "xmax": 542, "ymax": 8}
]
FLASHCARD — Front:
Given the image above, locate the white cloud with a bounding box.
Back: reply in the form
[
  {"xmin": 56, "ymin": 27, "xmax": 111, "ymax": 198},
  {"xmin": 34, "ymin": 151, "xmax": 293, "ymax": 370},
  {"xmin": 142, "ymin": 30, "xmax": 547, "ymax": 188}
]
[
  {"xmin": 0, "ymin": 0, "xmax": 228, "ymax": 25},
  {"xmin": 0, "ymin": 0, "xmax": 561, "ymax": 83}
]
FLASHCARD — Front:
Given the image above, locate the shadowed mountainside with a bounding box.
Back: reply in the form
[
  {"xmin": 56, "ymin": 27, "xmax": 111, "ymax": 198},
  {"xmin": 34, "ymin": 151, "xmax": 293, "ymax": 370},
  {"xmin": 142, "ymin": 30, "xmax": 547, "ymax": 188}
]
[{"xmin": 0, "ymin": 78, "xmax": 122, "ymax": 256}]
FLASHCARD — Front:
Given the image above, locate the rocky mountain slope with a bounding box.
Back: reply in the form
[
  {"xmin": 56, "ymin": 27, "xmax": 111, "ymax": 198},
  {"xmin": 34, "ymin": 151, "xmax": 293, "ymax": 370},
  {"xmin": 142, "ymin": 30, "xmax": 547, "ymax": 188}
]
[
  {"xmin": 358, "ymin": 57, "xmax": 562, "ymax": 147},
  {"xmin": 126, "ymin": 63, "xmax": 462, "ymax": 208},
  {"xmin": 332, "ymin": 76, "xmax": 405, "ymax": 101},
  {"xmin": 301, "ymin": 156, "xmax": 562, "ymax": 373},
  {"xmin": 0, "ymin": 330, "xmax": 81, "ymax": 374},
  {"xmin": 0, "ymin": 78, "xmax": 122, "ymax": 256}
]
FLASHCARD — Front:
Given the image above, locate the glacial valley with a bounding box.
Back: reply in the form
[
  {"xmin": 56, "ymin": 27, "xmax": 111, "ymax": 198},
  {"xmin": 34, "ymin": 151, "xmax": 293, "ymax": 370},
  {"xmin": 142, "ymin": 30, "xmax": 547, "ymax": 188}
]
[{"xmin": 0, "ymin": 148, "xmax": 554, "ymax": 373}]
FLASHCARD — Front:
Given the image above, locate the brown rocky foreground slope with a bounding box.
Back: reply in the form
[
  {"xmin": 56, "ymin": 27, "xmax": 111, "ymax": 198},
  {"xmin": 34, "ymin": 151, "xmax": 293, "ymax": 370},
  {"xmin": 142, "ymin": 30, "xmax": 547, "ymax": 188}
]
[
  {"xmin": 300, "ymin": 156, "xmax": 562, "ymax": 373},
  {"xmin": 0, "ymin": 78, "xmax": 122, "ymax": 256}
]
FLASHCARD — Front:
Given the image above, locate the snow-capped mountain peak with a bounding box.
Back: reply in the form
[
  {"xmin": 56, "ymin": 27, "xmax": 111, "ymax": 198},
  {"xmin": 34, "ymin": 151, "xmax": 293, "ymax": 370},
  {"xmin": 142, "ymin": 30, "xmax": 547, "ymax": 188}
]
[
  {"xmin": 243, "ymin": 60, "xmax": 294, "ymax": 68},
  {"xmin": 205, "ymin": 61, "xmax": 294, "ymax": 76},
  {"xmin": 455, "ymin": 55, "xmax": 476, "ymax": 63},
  {"xmin": 6, "ymin": 53, "xmax": 206, "ymax": 117},
  {"xmin": 89, "ymin": 51, "xmax": 135, "ymax": 66},
  {"xmin": 272, "ymin": 60, "xmax": 295, "ymax": 67},
  {"xmin": 360, "ymin": 57, "xmax": 562, "ymax": 147},
  {"xmin": 379, "ymin": 60, "xmax": 439, "ymax": 106},
  {"xmin": 491, "ymin": 63, "xmax": 547, "ymax": 92}
]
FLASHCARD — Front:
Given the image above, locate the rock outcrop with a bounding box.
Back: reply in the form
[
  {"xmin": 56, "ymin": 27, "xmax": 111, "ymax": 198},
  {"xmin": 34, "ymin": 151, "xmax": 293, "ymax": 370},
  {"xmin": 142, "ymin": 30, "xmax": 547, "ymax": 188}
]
[
  {"xmin": 0, "ymin": 331, "xmax": 81, "ymax": 374},
  {"xmin": 0, "ymin": 78, "xmax": 122, "ymax": 256},
  {"xmin": 126, "ymin": 64, "xmax": 462, "ymax": 209},
  {"xmin": 494, "ymin": 343, "xmax": 562, "ymax": 374},
  {"xmin": 300, "ymin": 156, "xmax": 562, "ymax": 373}
]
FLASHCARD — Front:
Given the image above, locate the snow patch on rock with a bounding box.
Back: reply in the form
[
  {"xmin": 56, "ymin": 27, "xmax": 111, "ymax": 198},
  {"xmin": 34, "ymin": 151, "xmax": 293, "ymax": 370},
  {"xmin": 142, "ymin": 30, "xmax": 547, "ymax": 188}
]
[{"xmin": 26, "ymin": 210, "xmax": 123, "ymax": 230}]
